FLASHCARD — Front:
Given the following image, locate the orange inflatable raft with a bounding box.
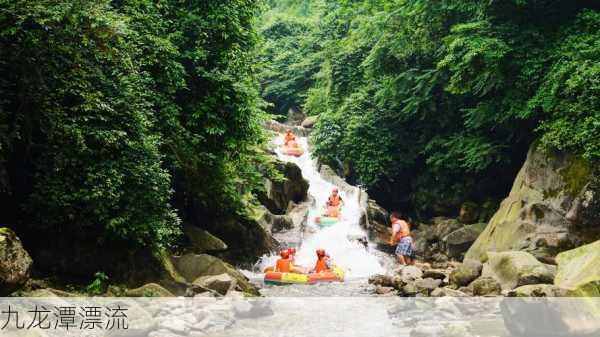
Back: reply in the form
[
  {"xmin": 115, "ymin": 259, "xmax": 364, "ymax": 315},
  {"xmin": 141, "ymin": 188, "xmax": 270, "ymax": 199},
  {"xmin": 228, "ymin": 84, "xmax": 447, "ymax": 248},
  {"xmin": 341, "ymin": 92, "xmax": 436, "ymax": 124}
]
[
  {"xmin": 281, "ymin": 141, "xmax": 304, "ymax": 157},
  {"xmin": 263, "ymin": 267, "xmax": 345, "ymax": 285}
]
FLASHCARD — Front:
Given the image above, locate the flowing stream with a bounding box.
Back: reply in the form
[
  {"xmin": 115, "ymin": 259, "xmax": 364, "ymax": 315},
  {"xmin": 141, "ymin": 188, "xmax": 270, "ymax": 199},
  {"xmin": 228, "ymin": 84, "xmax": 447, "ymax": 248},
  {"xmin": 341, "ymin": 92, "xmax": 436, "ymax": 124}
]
[{"xmin": 242, "ymin": 135, "xmax": 393, "ymax": 296}]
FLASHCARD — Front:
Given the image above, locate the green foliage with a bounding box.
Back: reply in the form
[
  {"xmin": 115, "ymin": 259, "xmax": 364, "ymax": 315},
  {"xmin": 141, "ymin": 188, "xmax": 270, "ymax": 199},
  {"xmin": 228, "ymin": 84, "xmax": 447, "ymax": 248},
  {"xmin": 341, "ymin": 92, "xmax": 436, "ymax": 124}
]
[
  {"xmin": 261, "ymin": 0, "xmax": 600, "ymax": 214},
  {"xmin": 86, "ymin": 272, "xmax": 109, "ymax": 296},
  {"xmin": 0, "ymin": 0, "xmax": 270, "ymax": 275}
]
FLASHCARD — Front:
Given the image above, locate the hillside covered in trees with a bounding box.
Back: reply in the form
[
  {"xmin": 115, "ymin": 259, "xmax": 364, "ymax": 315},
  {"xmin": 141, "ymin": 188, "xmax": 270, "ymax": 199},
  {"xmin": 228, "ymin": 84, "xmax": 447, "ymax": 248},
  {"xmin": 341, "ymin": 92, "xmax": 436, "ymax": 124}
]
[
  {"xmin": 0, "ymin": 0, "xmax": 275, "ymax": 280},
  {"xmin": 1, "ymin": 0, "xmax": 599, "ymax": 295},
  {"xmin": 259, "ymin": 0, "xmax": 600, "ymax": 216}
]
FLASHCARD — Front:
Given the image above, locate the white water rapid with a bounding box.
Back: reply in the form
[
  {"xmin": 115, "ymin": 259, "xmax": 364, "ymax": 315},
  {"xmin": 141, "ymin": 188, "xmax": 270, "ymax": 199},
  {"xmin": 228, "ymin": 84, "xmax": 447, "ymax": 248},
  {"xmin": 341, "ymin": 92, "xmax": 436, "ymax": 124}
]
[{"xmin": 243, "ymin": 134, "xmax": 388, "ymax": 295}]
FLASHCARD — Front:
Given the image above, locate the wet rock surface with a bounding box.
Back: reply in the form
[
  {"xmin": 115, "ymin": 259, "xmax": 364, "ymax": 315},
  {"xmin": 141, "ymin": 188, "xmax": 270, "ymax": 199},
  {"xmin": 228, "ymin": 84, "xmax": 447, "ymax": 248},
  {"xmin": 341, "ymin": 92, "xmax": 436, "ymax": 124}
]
[{"xmin": 0, "ymin": 227, "xmax": 33, "ymax": 295}]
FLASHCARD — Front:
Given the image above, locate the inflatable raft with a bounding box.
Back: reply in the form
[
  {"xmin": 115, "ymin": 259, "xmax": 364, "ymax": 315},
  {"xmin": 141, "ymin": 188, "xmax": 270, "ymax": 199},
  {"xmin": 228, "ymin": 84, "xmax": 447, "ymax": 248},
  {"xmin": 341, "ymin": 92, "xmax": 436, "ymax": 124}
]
[
  {"xmin": 264, "ymin": 267, "xmax": 345, "ymax": 285},
  {"xmin": 281, "ymin": 144, "xmax": 304, "ymax": 157},
  {"xmin": 315, "ymin": 216, "xmax": 338, "ymax": 227}
]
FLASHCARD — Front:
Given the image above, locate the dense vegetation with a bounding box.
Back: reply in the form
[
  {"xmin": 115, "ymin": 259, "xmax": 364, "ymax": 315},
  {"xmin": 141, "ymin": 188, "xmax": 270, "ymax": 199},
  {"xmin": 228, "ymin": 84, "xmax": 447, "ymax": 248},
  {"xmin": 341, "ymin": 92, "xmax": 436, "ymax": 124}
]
[
  {"xmin": 259, "ymin": 0, "xmax": 600, "ymax": 216},
  {"xmin": 0, "ymin": 0, "xmax": 269, "ymax": 277}
]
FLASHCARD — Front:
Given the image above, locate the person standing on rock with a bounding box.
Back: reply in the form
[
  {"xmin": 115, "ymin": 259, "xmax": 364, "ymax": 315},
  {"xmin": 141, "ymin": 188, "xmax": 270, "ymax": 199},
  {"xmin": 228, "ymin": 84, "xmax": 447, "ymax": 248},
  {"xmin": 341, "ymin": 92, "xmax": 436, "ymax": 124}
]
[{"xmin": 390, "ymin": 212, "xmax": 415, "ymax": 265}]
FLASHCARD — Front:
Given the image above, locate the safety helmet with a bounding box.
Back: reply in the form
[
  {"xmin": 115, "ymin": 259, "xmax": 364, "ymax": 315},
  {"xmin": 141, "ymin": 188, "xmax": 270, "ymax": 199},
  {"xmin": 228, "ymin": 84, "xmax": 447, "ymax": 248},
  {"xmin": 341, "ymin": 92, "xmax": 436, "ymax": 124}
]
[
  {"xmin": 280, "ymin": 250, "xmax": 290, "ymax": 259},
  {"xmin": 316, "ymin": 249, "xmax": 326, "ymax": 257},
  {"xmin": 332, "ymin": 187, "xmax": 339, "ymax": 193},
  {"xmin": 288, "ymin": 247, "xmax": 296, "ymax": 255}
]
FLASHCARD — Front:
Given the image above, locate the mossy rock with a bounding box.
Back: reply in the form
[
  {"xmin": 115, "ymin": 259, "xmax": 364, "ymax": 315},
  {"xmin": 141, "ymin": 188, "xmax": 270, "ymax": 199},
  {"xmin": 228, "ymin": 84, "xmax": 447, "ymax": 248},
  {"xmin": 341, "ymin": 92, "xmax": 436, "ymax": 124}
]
[
  {"xmin": 554, "ymin": 240, "xmax": 600, "ymax": 297},
  {"xmin": 183, "ymin": 225, "xmax": 228, "ymax": 253},
  {"xmin": 482, "ymin": 251, "xmax": 556, "ymax": 291}
]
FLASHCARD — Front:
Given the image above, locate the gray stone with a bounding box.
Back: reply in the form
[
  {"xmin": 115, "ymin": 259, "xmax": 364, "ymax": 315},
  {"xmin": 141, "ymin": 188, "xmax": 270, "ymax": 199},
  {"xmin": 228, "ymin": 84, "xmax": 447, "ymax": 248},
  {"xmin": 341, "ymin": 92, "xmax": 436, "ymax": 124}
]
[
  {"xmin": 192, "ymin": 273, "xmax": 236, "ymax": 296},
  {"xmin": 422, "ymin": 269, "xmax": 447, "ymax": 280},
  {"xmin": 415, "ymin": 278, "xmax": 442, "ymax": 295},
  {"xmin": 159, "ymin": 317, "xmax": 191, "ymax": 334},
  {"xmin": 471, "ymin": 277, "xmax": 502, "ymax": 296},
  {"xmin": 233, "ymin": 298, "xmax": 274, "ymax": 319},
  {"xmin": 430, "ymin": 287, "xmax": 468, "ymax": 297}
]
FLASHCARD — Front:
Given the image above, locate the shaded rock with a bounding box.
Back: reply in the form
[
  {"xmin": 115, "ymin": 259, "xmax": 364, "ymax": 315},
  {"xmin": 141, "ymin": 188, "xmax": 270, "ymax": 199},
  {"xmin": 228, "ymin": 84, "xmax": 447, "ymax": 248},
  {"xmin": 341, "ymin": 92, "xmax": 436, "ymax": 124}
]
[
  {"xmin": 471, "ymin": 277, "xmax": 501, "ymax": 296},
  {"xmin": 206, "ymin": 208, "xmax": 275, "ymax": 261},
  {"xmin": 458, "ymin": 202, "xmax": 479, "ymax": 224},
  {"xmin": 125, "ymin": 283, "xmax": 174, "ymax": 297},
  {"xmin": 482, "ymin": 251, "xmax": 556, "ymax": 290},
  {"xmin": 367, "ymin": 199, "xmax": 389, "ymax": 227},
  {"xmin": 554, "ymin": 240, "xmax": 600, "ymax": 296},
  {"xmin": 443, "ymin": 223, "xmax": 486, "ymax": 260},
  {"xmin": 193, "ymin": 273, "xmax": 236, "ymax": 296},
  {"xmin": 259, "ymin": 160, "xmax": 309, "ymax": 214},
  {"xmin": 0, "ymin": 227, "xmax": 33, "ymax": 295},
  {"xmin": 422, "ymin": 269, "xmax": 447, "ymax": 280},
  {"xmin": 449, "ymin": 260, "xmax": 482, "ymax": 286},
  {"xmin": 301, "ymin": 115, "xmax": 319, "ymax": 128},
  {"xmin": 171, "ymin": 254, "xmax": 258, "ymax": 295},
  {"xmin": 507, "ymin": 284, "xmax": 568, "ymax": 297},
  {"xmin": 466, "ymin": 143, "xmax": 600, "ymax": 262},
  {"xmin": 184, "ymin": 226, "xmax": 227, "ymax": 253}
]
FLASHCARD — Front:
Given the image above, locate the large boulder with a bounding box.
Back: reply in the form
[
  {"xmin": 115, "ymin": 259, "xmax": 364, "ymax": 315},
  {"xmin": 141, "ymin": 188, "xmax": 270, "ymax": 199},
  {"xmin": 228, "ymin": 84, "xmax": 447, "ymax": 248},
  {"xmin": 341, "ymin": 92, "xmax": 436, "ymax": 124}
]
[
  {"xmin": 301, "ymin": 115, "xmax": 319, "ymax": 128},
  {"xmin": 259, "ymin": 160, "xmax": 309, "ymax": 215},
  {"xmin": 192, "ymin": 273, "xmax": 236, "ymax": 296},
  {"xmin": 183, "ymin": 226, "xmax": 227, "ymax": 254},
  {"xmin": 471, "ymin": 276, "xmax": 502, "ymax": 296},
  {"xmin": 554, "ymin": 240, "xmax": 600, "ymax": 296},
  {"xmin": 170, "ymin": 254, "xmax": 258, "ymax": 295},
  {"xmin": 205, "ymin": 207, "xmax": 275, "ymax": 261},
  {"xmin": 443, "ymin": 223, "xmax": 486, "ymax": 260},
  {"xmin": 449, "ymin": 260, "xmax": 482, "ymax": 286},
  {"xmin": 465, "ymin": 143, "xmax": 600, "ymax": 262},
  {"xmin": 482, "ymin": 251, "xmax": 556, "ymax": 290},
  {"xmin": 0, "ymin": 227, "xmax": 33, "ymax": 295}
]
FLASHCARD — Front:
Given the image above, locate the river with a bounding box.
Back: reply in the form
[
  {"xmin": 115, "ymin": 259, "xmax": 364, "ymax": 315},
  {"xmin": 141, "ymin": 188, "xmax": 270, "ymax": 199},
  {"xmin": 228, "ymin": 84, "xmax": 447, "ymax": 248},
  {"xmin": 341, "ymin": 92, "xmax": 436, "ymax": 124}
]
[{"xmin": 242, "ymin": 135, "xmax": 394, "ymax": 296}]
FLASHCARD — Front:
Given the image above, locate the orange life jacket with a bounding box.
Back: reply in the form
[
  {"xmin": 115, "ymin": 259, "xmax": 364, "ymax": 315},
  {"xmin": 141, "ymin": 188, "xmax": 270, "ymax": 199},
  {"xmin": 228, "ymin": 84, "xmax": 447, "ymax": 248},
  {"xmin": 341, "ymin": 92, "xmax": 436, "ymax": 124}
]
[
  {"xmin": 314, "ymin": 258, "xmax": 329, "ymax": 273},
  {"xmin": 284, "ymin": 133, "xmax": 295, "ymax": 145},
  {"xmin": 328, "ymin": 194, "xmax": 341, "ymax": 207},
  {"xmin": 275, "ymin": 258, "xmax": 292, "ymax": 272},
  {"xmin": 393, "ymin": 220, "xmax": 410, "ymax": 241}
]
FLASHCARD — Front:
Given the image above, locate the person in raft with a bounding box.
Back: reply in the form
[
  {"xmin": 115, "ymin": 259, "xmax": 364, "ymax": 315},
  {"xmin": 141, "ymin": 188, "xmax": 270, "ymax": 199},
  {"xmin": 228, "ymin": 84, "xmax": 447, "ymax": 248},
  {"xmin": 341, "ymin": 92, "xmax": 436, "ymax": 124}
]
[
  {"xmin": 275, "ymin": 249, "xmax": 306, "ymax": 274},
  {"xmin": 311, "ymin": 249, "xmax": 334, "ymax": 273},
  {"xmin": 389, "ymin": 212, "xmax": 415, "ymax": 265},
  {"xmin": 324, "ymin": 187, "xmax": 344, "ymax": 217},
  {"xmin": 283, "ymin": 129, "xmax": 296, "ymax": 146}
]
